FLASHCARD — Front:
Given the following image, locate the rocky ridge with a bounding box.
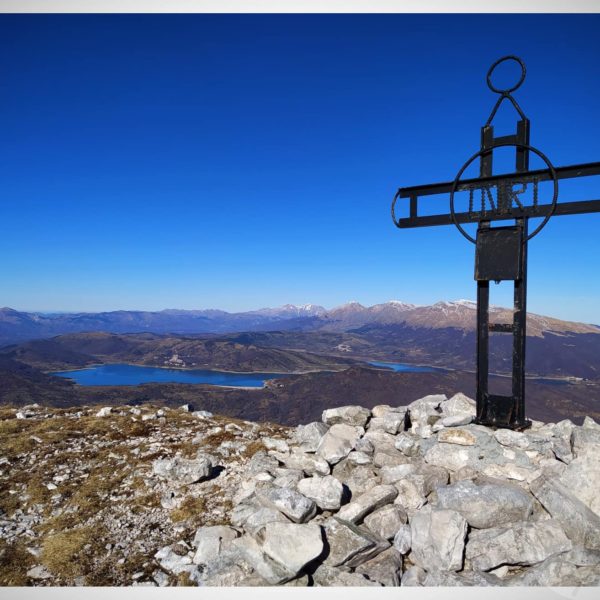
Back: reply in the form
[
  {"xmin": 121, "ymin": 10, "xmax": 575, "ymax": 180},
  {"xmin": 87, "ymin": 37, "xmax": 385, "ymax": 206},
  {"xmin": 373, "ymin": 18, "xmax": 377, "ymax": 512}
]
[{"xmin": 2, "ymin": 395, "xmax": 600, "ymax": 586}]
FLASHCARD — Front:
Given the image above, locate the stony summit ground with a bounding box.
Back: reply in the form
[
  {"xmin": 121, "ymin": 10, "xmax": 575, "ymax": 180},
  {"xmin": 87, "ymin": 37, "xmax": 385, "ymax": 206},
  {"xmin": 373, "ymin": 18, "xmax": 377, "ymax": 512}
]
[{"xmin": 1, "ymin": 395, "xmax": 600, "ymax": 586}]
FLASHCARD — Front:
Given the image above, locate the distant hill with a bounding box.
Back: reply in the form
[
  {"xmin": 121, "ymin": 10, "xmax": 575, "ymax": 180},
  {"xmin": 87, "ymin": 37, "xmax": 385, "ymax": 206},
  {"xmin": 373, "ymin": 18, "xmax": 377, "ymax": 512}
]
[
  {"xmin": 0, "ymin": 331, "xmax": 356, "ymax": 373},
  {"xmin": 2, "ymin": 301, "xmax": 598, "ymax": 347}
]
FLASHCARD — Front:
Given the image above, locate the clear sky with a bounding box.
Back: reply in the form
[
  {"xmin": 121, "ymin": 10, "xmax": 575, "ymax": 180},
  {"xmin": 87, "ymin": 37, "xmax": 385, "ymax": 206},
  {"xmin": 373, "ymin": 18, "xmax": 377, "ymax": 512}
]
[{"xmin": 0, "ymin": 14, "xmax": 599, "ymax": 322}]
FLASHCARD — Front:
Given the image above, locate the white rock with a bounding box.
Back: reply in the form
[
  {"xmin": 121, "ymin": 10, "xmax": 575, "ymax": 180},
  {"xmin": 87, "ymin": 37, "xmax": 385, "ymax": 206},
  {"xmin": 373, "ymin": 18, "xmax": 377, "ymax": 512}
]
[
  {"xmin": 530, "ymin": 476, "xmax": 600, "ymax": 550},
  {"xmin": 316, "ymin": 424, "xmax": 364, "ymax": 465},
  {"xmin": 440, "ymin": 393, "xmax": 476, "ymax": 418},
  {"xmin": 441, "ymin": 414, "xmax": 473, "ymax": 427},
  {"xmin": 296, "ymin": 475, "xmax": 344, "ymax": 511},
  {"xmin": 95, "ymin": 406, "xmax": 113, "ymax": 417},
  {"xmin": 255, "ymin": 484, "xmax": 317, "ymax": 523},
  {"xmin": 466, "ymin": 519, "xmax": 572, "ymax": 571},
  {"xmin": 193, "ymin": 526, "xmax": 239, "ymax": 565},
  {"xmin": 323, "ymin": 517, "xmax": 389, "ymax": 568},
  {"xmin": 294, "ymin": 422, "xmax": 329, "ymax": 452},
  {"xmin": 282, "ymin": 448, "xmax": 330, "ymax": 476},
  {"xmin": 410, "ymin": 507, "xmax": 468, "ymax": 572},
  {"xmin": 336, "ymin": 485, "xmax": 398, "ymax": 524},
  {"xmin": 363, "ymin": 505, "xmax": 407, "ymax": 540},
  {"xmin": 263, "ymin": 437, "xmax": 289, "ymax": 453},
  {"xmin": 393, "ymin": 524, "xmax": 412, "ymax": 554},
  {"xmin": 435, "ymin": 480, "xmax": 534, "ymax": 529},
  {"xmin": 379, "ymin": 464, "xmax": 416, "ymax": 484},
  {"xmin": 355, "ymin": 547, "xmax": 403, "ymax": 586},
  {"xmin": 152, "ymin": 454, "xmax": 213, "ymax": 486},
  {"xmin": 322, "ymin": 405, "xmax": 371, "ymax": 428},
  {"xmin": 257, "ymin": 522, "xmax": 324, "ymax": 575}
]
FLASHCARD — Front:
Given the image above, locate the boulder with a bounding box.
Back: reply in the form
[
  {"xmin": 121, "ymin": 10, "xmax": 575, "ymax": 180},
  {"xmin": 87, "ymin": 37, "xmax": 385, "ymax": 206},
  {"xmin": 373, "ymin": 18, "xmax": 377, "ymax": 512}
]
[
  {"xmin": 95, "ymin": 406, "xmax": 113, "ymax": 417},
  {"xmin": 393, "ymin": 524, "xmax": 412, "ymax": 554},
  {"xmin": 367, "ymin": 413, "xmax": 405, "ymax": 435},
  {"xmin": 435, "ymin": 480, "xmax": 534, "ymax": 529},
  {"xmin": 466, "ymin": 520, "xmax": 572, "ymax": 571},
  {"xmin": 193, "ymin": 526, "xmax": 239, "ymax": 565},
  {"xmin": 272, "ymin": 468, "xmax": 304, "ymax": 489},
  {"xmin": 296, "ymin": 475, "xmax": 344, "ymax": 511},
  {"xmin": 316, "ymin": 424, "xmax": 364, "ymax": 465},
  {"xmin": 322, "ymin": 406, "xmax": 371, "ymax": 428},
  {"xmin": 355, "ymin": 547, "xmax": 403, "ymax": 586},
  {"xmin": 281, "ymin": 448, "xmax": 330, "ymax": 476},
  {"xmin": 257, "ymin": 522, "xmax": 324, "ymax": 575},
  {"xmin": 394, "ymin": 433, "xmax": 421, "ymax": 457},
  {"xmin": 152, "ymin": 454, "xmax": 213, "ymax": 486},
  {"xmin": 246, "ymin": 451, "xmax": 280, "ymax": 476},
  {"xmin": 242, "ymin": 507, "xmax": 291, "ymax": 536},
  {"xmin": 332, "ymin": 462, "xmax": 379, "ymax": 498},
  {"xmin": 440, "ymin": 392, "xmax": 476, "ymax": 418},
  {"xmin": 571, "ymin": 427, "xmax": 600, "ymax": 460},
  {"xmin": 294, "ymin": 422, "xmax": 329, "ymax": 452},
  {"xmin": 409, "ymin": 507, "xmax": 468, "ymax": 572},
  {"xmin": 558, "ymin": 454, "xmax": 600, "ymax": 516},
  {"xmin": 336, "ymin": 485, "xmax": 398, "ymax": 524},
  {"xmin": 437, "ymin": 428, "xmax": 477, "ymax": 446},
  {"xmin": 379, "ymin": 464, "xmax": 416, "ymax": 484},
  {"xmin": 530, "ymin": 476, "xmax": 600, "ymax": 550},
  {"xmin": 255, "ymin": 484, "xmax": 317, "ymax": 523},
  {"xmin": 506, "ymin": 556, "xmax": 600, "ymax": 586},
  {"xmin": 231, "ymin": 535, "xmax": 294, "ymax": 584},
  {"xmin": 323, "ymin": 517, "xmax": 389, "ymax": 568},
  {"xmin": 363, "ymin": 505, "xmax": 407, "ymax": 540},
  {"xmin": 441, "ymin": 414, "xmax": 473, "ymax": 427},
  {"xmin": 311, "ymin": 564, "xmax": 379, "ymax": 586}
]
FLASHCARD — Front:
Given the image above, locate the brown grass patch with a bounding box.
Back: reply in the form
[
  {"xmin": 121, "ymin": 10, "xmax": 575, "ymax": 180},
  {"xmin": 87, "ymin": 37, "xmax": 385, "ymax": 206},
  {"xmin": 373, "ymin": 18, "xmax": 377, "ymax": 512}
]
[
  {"xmin": 0, "ymin": 538, "xmax": 35, "ymax": 586},
  {"xmin": 40, "ymin": 526, "xmax": 97, "ymax": 580}
]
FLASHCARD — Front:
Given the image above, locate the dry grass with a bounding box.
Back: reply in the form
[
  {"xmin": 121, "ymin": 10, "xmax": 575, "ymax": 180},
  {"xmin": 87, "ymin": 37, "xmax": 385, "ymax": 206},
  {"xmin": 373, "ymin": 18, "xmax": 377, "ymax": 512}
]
[
  {"xmin": 0, "ymin": 538, "xmax": 35, "ymax": 586},
  {"xmin": 40, "ymin": 526, "xmax": 97, "ymax": 580},
  {"xmin": 170, "ymin": 495, "xmax": 207, "ymax": 523}
]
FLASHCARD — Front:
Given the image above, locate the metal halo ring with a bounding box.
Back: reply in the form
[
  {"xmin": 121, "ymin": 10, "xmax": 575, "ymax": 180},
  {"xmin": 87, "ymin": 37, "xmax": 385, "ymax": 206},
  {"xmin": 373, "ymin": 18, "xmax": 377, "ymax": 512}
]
[
  {"xmin": 487, "ymin": 55, "xmax": 526, "ymax": 95},
  {"xmin": 449, "ymin": 142, "xmax": 559, "ymax": 244},
  {"xmin": 391, "ymin": 188, "xmax": 402, "ymax": 228}
]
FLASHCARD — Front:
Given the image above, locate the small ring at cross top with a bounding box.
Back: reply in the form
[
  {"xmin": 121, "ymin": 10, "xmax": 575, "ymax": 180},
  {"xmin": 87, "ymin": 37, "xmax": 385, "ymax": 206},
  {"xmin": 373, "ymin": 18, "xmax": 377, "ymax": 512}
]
[{"xmin": 487, "ymin": 55, "xmax": 526, "ymax": 95}]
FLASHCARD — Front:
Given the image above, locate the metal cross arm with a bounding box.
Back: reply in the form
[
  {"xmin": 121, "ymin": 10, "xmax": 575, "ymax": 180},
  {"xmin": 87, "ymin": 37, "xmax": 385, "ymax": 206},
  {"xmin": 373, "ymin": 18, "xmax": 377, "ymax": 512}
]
[
  {"xmin": 392, "ymin": 161, "xmax": 600, "ymax": 229},
  {"xmin": 389, "ymin": 56, "xmax": 600, "ymax": 431}
]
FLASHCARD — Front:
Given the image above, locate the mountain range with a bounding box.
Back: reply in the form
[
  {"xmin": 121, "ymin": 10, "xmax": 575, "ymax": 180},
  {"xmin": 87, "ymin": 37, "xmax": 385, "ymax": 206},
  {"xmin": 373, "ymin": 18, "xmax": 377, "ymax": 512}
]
[{"xmin": 1, "ymin": 300, "xmax": 598, "ymax": 347}]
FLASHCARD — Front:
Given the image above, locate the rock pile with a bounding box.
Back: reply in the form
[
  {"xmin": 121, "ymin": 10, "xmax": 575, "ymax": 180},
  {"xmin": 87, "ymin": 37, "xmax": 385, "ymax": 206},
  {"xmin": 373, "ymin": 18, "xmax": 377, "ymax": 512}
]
[{"xmin": 153, "ymin": 393, "xmax": 600, "ymax": 586}]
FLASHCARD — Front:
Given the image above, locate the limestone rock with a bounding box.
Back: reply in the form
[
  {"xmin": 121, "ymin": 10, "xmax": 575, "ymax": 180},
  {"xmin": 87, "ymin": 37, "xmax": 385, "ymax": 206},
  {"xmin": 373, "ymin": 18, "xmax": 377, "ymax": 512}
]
[
  {"xmin": 336, "ymin": 484, "xmax": 398, "ymax": 524},
  {"xmin": 441, "ymin": 414, "xmax": 473, "ymax": 427},
  {"xmin": 257, "ymin": 522, "xmax": 324, "ymax": 575},
  {"xmin": 312, "ymin": 563, "xmax": 379, "ymax": 586},
  {"xmin": 530, "ymin": 476, "xmax": 600, "ymax": 550},
  {"xmin": 323, "ymin": 517, "xmax": 389, "ymax": 568},
  {"xmin": 255, "ymin": 484, "xmax": 317, "ymax": 523},
  {"xmin": 294, "ymin": 422, "xmax": 329, "ymax": 452},
  {"xmin": 282, "ymin": 448, "xmax": 330, "ymax": 476},
  {"xmin": 466, "ymin": 520, "xmax": 572, "ymax": 571},
  {"xmin": 435, "ymin": 480, "xmax": 534, "ymax": 529},
  {"xmin": 401, "ymin": 565, "xmax": 426, "ymax": 586},
  {"xmin": 558, "ymin": 453, "xmax": 600, "ymax": 516},
  {"xmin": 193, "ymin": 526, "xmax": 239, "ymax": 565},
  {"xmin": 316, "ymin": 424, "xmax": 364, "ymax": 465},
  {"xmin": 438, "ymin": 428, "xmax": 477, "ymax": 446},
  {"xmin": 379, "ymin": 464, "xmax": 416, "ymax": 484},
  {"xmin": 355, "ymin": 547, "xmax": 402, "ymax": 586},
  {"xmin": 322, "ymin": 406, "xmax": 371, "ymax": 428},
  {"xmin": 296, "ymin": 475, "xmax": 344, "ymax": 511},
  {"xmin": 152, "ymin": 454, "xmax": 213, "ymax": 486},
  {"xmin": 95, "ymin": 406, "xmax": 113, "ymax": 417},
  {"xmin": 363, "ymin": 505, "xmax": 407, "ymax": 540},
  {"xmin": 440, "ymin": 392, "xmax": 476, "ymax": 418},
  {"xmin": 409, "ymin": 507, "xmax": 468, "ymax": 572},
  {"xmin": 231, "ymin": 535, "xmax": 294, "ymax": 584},
  {"xmin": 393, "ymin": 524, "xmax": 412, "ymax": 554}
]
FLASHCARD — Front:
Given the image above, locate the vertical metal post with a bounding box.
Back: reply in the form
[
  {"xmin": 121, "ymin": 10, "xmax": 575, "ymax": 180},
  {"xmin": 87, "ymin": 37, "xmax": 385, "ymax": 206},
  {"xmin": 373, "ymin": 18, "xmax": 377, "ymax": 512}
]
[
  {"xmin": 512, "ymin": 118, "xmax": 531, "ymax": 428},
  {"xmin": 475, "ymin": 125, "xmax": 494, "ymax": 422}
]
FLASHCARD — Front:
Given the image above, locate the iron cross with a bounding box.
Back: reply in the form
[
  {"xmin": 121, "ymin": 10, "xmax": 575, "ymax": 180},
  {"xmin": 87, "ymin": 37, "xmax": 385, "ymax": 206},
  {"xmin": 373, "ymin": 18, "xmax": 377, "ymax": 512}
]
[{"xmin": 391, "ymin": 56, "xmax": 600, "ymax": 430}]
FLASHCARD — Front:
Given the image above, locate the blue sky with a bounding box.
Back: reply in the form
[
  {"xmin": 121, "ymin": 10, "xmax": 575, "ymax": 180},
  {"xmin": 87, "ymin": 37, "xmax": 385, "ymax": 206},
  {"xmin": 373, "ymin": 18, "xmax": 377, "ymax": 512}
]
[{"xmin": 0, "ymin": 14, "xmax": 599, "ymax": 322}]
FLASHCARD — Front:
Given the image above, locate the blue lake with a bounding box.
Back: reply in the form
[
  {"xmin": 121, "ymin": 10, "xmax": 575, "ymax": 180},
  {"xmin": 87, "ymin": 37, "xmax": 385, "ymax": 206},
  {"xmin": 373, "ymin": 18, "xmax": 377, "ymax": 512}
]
[
  {"xmin": 369, "ymin": 361, "xmax": 447, "ymax": 373},
  {"xmin": 52, "ymin": 363, "xmax": 290, "ymax": 388}
]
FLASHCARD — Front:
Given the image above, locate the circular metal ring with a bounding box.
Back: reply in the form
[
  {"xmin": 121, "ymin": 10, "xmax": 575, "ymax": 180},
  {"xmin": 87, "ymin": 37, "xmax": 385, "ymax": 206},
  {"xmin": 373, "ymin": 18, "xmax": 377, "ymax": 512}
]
[
  {"xmin": 449, "ymin": 142, "xmax": 559, "ymax": 244},
  {"xmin": 391, "ymin": 188, "xmax": 402, "ymax": 227},
  {"xmin": 487, "ymin": 55, "xmax": 526, "ymax": 95}
]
